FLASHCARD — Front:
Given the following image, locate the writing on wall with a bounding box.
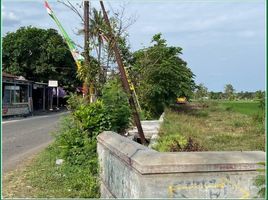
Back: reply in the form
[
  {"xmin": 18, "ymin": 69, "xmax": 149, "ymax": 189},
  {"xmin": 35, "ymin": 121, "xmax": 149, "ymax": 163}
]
[{"xmin": 168, "ymin": 177, "xmax": 250, "ymax": 199}]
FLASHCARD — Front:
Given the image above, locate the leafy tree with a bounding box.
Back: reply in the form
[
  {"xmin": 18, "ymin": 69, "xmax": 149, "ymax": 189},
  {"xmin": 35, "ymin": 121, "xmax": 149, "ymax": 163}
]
[
  {"xmin": 132, "ymin": 33, "xmax": 195, "ymax": 117},
  {"xmin": 224, "ymin": 84, "xmax": 235, "ymax": 100},
  {"xmin": 194, "ymin": 83, "xmax": 208, "ymax": 99},
  {"xmin": 102, "ymin": 76, "xmax": 131, "ymax": 133},
  {"xmin": 2, "ymin": 26, "xmax": 80, "ymax": 90}
]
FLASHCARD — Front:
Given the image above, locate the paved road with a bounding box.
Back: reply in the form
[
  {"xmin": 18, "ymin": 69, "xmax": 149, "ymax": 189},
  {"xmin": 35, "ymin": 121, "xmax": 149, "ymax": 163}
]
[{"xmin": 2, "ymin": 111, "xmax": 69, "ymax": 173}]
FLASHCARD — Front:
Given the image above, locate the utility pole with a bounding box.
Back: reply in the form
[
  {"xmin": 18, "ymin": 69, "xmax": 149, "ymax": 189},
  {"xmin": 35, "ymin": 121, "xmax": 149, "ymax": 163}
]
[
  {"xmin": 83, "ymin": 0, "xmax": 90, "ymax": 99},
  {"xmin": 84, "ymin": 0, "xmax": 95, "ymax": 102},
  {"xmin": 100, "ymin": 1, "xmax": 146, "ymax": 145}
]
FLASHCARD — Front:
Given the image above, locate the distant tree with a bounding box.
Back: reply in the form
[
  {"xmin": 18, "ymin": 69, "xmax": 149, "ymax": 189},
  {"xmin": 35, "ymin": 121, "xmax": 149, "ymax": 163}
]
[
  {"xmin": 194, "ymin": 83, "xmax": 208, "ymax": 99},
  {"xmin": 254, "ymin": 90, "xmax": 265, "ymax": 112},
  {"xmin": 132, "ymin": 33, "xmax": 195, "ymax": 117},
  {"xmin": 255, "ymin": 90, "xmax": 265, "ymax": 100},
  {"xmin": 224, "ymin": 84, "xmax": 235, "ymax": 100},
  {"xmin": 209, "ymin": 91, "xmax": 223, "ymax": 100},
  {"xmin": 238, "ymin": 91, "xmax": 254, "ymax": 100},
  {"xmin": 2, "ymin": 26, "xmax": 80, "ymax": 90}
]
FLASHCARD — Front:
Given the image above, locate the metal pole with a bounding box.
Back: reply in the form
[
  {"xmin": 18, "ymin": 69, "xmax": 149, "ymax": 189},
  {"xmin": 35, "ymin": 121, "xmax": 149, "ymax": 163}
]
[
  {"xmin": 56, "ymin": 87, "xmax": 59, "ymax": 110},
  {"xmin": 50, "ymin": 88, "xmax": 53, "ymax": 111},
  {"xmin": 100, "ymin": 1, "xmax": 146, "ymax": 144}
]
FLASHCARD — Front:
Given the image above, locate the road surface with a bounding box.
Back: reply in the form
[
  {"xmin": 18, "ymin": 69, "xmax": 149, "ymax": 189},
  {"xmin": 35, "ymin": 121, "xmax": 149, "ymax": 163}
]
[{"xmin": 2, "ymin": 111, "xmax": 69, "ymax": 173}]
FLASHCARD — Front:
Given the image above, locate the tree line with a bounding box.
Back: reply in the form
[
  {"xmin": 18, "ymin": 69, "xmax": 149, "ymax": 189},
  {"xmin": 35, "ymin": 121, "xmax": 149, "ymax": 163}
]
[
  {"xmin": 3, "ymin": 25, "xmax": 195, "ymax": 118},
  {"xmin": 194, "ymin": 83, "xmax": 265, "ymax": 101}
]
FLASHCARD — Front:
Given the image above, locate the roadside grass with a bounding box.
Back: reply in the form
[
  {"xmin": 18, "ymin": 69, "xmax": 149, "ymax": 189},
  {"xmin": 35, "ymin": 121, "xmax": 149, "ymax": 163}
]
[
  {"xmin": 154, "ymin": 101, "xmax": 265, "ymax": 152},
  {"xmin": 2, "ymin": 143, "xmax": 99, "ymax": 198}
]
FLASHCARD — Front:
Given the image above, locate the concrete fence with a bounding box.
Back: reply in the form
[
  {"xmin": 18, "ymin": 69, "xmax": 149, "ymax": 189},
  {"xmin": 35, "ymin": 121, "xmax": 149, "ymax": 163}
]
[{"xmin": 97, "ymin": 131, "xmax": 265, "ymax": 198}]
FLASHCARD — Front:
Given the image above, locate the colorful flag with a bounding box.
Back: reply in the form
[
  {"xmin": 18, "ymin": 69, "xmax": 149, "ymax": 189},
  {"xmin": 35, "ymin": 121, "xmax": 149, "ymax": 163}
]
[{"xmin": 44, "ymin": 0, "xmax": 83, "ymax": 69}]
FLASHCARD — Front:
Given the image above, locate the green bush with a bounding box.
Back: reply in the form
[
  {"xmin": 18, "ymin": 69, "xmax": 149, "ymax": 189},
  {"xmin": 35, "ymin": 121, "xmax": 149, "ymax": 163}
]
[
  {"xmin": 102, "ymin": 77, "xmax": 131, "ymax": 133},
  {"xmin": 51, "ymin": 81, "xmax": 133, "ymax": 197},
  {"xmin": 51, "ymin": 81, "xmax": 132, "ymax": 197},
  {"xmin": 54, "ymin": 100, "xmax": 111, "ymax": 165},
  {"xmin": 66, "ymin": 93, "xmax": 87, "ymax": 111},
  {"xmin": 73, "ymin": 100, "xmax": 111, "ymax": 137},
  {"xmin": 154, "ymin": 134, "xmax": 187, "ymax": 152}
]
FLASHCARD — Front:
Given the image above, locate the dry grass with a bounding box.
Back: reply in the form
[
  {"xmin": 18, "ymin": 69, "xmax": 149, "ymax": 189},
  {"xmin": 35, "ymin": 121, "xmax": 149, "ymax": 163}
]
[
  {"xmin": 2, "ymin": 156, "xmax": 39, "ymax": 198},
  {"xmin": 155, "ymin": 102, "xmax": 265, "ymax": 152}
]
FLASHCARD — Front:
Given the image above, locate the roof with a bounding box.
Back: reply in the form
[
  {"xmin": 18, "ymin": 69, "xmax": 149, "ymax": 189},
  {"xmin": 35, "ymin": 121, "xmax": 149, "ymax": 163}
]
[
  {"xmin": 2, "ymin": 72, "xmax": 32, "ymax": 84},
  {"xmin": 2, "ymin": 72, "xmax": 18, "ymax": 78}
]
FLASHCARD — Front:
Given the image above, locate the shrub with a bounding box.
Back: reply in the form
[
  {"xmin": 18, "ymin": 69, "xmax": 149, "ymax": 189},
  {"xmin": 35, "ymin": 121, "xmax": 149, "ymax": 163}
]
[
  {"xmin": 102, "ymin": 77, "xmax": 131, "ymax": 133},
  {"xmin": 154, "ymin": 134, "xmax": 187, "ymax": 152},
  {"xmin": 54, "ymin": 100, "xmax": 111, "ymax": 165},
  {"xmin": 66, "ymin": 93, "xmax": 87, "ymax": 111},
  {"xmin": 51, "ymin": 114, "xmax": 102, "ymax": 197},
  {"xmin": 73, "ymin": 100, "xmax": 111, "ymax": 138}
]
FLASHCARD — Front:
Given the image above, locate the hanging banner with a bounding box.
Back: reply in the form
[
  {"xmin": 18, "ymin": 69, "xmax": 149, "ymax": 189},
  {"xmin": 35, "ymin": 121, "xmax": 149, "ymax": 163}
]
[{"xmin": 44, "ymin": 1, "xmax": 84, "ymax": 70}]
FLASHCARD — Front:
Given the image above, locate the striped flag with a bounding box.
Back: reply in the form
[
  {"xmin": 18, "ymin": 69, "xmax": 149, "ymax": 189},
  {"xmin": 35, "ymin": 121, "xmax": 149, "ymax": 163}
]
[
  {"xmin": 44, "ymin": 0, "xmax": 84, "ymax": 69},
  {"xmin": 44, "ymin": 1, "xmax": 53, "ymax": 16}
]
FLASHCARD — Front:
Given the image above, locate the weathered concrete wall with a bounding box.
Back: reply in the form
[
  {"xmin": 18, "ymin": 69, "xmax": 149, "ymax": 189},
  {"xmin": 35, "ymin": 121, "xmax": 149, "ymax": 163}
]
[
  {"xmin": 3, "ymin": 103, "xmax": 30, "ymax": 116},
  {"xmin": 97, "ymin": 131, "xmax": 265, "ymax": 198}
]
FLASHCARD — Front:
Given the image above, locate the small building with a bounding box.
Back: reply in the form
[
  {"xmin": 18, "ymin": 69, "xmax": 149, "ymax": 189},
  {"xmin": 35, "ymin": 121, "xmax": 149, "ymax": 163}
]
[{"xmin": 2, "ymin": 72, "xmax": 47, "ymax": 117}]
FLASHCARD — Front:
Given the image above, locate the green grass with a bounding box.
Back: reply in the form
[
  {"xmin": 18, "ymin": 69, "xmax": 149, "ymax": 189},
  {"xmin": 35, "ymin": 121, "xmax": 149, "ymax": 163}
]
[
  {"xmin": 3, "ymin": 144, "xmax": 100, "ymax": 198},
  {"xmin": 154, "ymin": 101, "xmax": 265, "ymax": 152},
  {"xmin": 218, "ymin": 100, "xmax": 261, "ymax": 116}
]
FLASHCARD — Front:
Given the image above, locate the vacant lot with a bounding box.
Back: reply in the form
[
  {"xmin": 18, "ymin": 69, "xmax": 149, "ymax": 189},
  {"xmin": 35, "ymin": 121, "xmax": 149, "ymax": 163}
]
[{"xmin": 154, "ymin": 101, "xmax": 265, "ymax": 152}]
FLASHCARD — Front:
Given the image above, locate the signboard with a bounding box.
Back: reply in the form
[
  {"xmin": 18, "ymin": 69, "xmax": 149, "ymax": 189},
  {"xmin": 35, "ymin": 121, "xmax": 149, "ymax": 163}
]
[
  {"xmin": 5, "ymin": 85, "xmax": 20, "ymax": 90},
  {"xmin": 48, "ymin": 80, "xmax": 58, "ymax": 87}
]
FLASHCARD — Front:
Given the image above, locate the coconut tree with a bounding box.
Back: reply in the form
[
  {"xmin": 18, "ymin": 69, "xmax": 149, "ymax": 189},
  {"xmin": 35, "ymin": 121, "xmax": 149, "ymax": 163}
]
[{"xmin": 89, "ymin": 8, "xmax": 106, "ymax": 85}]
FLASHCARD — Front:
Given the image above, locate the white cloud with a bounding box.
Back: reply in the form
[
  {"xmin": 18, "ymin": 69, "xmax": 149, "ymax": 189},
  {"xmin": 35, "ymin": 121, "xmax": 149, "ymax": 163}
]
[{"xmin": 2, "ymin": 6, "xmax": 20, "ymax": 27}]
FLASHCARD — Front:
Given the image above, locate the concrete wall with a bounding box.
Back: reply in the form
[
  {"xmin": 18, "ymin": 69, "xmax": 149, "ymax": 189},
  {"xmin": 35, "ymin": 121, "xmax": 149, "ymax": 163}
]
[
  {"xmin": 97, "ymin": 131, "xmax": 265, "ymax": 199},
  {"xmin": 3, "ymin": 103, "xmax": 30, "ymax": 116}
]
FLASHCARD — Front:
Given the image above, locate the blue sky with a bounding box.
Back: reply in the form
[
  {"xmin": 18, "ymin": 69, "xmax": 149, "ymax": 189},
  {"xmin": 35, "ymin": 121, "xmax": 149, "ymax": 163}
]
[{"xmin": 2, "ymin": 0, "xmax": 266, "ymax": 92}]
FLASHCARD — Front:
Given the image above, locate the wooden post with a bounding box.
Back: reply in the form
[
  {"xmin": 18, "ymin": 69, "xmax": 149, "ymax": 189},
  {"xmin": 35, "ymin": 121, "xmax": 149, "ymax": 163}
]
[{"xmin": 100, "ymin": 1, "xmax": 146, "ymax": 144}]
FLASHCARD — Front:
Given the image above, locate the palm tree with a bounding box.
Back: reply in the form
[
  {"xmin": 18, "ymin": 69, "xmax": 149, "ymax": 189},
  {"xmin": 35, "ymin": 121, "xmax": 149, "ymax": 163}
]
[{"xmin": 90, "ymin": 8, "xmax": 106, "ymax": 85}]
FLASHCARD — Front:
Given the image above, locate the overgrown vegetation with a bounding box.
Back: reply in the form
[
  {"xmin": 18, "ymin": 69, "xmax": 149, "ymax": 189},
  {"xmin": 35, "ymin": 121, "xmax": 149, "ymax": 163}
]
[
  {"xmin": 101, "ymin": 77, "xmax": 131, "ymax": 133},
  {"xmin": 131, "ymin": 33, "xmax": 195, "ymax": 118},
  {"xmin": 154, "ymin": 101, "xmax": 265, "ymax": 152},
  {"xmin": 55, "ymin": 101, "xmax": 111, "ymax": 166}
]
